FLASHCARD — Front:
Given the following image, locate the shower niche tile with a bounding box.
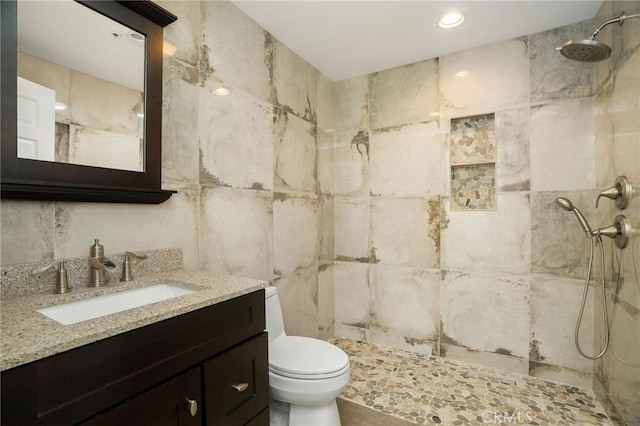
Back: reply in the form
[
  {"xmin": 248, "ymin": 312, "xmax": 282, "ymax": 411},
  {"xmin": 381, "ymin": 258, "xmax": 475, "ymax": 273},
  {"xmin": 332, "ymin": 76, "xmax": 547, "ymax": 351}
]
[
  {"xmin": 451, "ymin": 164, "xmax": 496, "ymax": 210},
  {"xmin": 450, "ymin": 113, "xmax": 495, "ymax": 165},
  {"xmin": 450, "ymin": 113, "xmax": 496, "ymax": 210}
]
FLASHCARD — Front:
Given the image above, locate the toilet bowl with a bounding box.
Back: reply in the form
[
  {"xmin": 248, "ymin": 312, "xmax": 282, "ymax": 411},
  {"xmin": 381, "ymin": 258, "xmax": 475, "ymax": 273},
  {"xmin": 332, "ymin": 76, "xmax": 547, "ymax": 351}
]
[{"xmin": 265, "ymin": 286, "xmax": 350, "ymax": 426}]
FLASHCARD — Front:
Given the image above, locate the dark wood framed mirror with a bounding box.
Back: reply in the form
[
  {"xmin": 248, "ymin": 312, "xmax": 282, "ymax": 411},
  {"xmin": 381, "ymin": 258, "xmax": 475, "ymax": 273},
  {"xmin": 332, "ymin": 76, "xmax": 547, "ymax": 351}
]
[{"xmin": 1, "ymin": 0, "xmax": 177, "ymax": 203}]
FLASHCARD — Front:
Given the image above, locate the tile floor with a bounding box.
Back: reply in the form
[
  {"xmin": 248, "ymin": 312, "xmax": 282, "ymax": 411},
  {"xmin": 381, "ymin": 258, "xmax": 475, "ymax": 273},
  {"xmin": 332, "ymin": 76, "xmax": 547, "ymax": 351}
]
[{"xmin": 331, "ymin": 337, "xmax": 611, "ymax": 425}]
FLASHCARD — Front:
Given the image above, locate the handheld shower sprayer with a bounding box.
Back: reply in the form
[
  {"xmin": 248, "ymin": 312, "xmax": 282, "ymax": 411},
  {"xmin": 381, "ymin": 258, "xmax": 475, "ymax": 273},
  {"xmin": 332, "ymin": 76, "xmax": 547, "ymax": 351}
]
[
  {"xmin": 555, "ymin": 197, "xmax": 631, "ymax": 248},
  {"xmin": 555, "ymin": 196, "xmax": 608, "ymax": 359},
  {"xmin": 555, "ymin": 193, "xmax": 637, "ymax": 360},
  {"xmin": 555, "ymin": 197, "xmax": 592, "ymax": 236}
]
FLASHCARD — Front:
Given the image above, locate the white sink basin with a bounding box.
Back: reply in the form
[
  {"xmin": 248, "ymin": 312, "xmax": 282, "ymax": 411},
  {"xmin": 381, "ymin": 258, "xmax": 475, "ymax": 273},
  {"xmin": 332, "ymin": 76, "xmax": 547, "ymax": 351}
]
[{"xmin": 37, "ymin": 283, "xmax": 195, "ymax": 325}]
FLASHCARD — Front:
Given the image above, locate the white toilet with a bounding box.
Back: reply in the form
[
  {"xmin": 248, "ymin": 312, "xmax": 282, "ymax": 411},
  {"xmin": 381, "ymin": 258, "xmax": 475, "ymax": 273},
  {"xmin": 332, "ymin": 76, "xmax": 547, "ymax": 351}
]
[{"xmin": 264, "ymin": 286, "xmax": 350, "ymax": 426}]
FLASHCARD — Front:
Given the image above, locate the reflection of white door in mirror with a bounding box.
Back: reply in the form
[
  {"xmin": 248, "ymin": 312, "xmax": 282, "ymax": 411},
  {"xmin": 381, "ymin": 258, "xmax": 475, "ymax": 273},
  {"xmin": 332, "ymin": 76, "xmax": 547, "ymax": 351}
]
[{"xmin": 17, "ymin": 77, "xmax": 55, "ymax": 161}]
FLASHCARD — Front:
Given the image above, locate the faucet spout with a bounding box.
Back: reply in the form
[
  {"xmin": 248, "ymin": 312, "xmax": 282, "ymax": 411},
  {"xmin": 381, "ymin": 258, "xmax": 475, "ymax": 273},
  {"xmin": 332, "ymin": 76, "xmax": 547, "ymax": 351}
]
[
  {"xmin": 88, "ymin": 239, "xmax": 114, "ymax": 287},
  {"xmin": 89, "ymin": 257, "xmax": 116, "ymax": 271}
]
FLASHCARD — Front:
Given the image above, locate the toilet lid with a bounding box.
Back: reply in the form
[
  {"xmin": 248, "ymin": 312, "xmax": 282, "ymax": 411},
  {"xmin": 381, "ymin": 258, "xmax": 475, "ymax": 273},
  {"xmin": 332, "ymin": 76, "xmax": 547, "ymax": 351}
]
[{"xmin": 269, "ymin": 336, "xmax": 349, "ymax": 379}]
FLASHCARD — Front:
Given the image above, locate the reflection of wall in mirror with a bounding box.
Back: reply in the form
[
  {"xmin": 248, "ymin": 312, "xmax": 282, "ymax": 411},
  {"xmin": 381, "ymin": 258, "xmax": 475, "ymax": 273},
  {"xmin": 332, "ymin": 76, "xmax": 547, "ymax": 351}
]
[{"xmin": 17, "ymin": 52, "xmax": 144, "ymax": 172}]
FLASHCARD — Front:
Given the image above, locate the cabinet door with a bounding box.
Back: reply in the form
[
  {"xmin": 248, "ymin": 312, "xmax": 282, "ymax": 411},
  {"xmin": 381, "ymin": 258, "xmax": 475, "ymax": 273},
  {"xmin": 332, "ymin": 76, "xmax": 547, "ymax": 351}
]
[
  {"xmin": 245, "ymin": 407, "xmax": 269, "ymax": 426},
  {"xmin": 204, "ymin": 333, "xmax": 268, "ymax": 425},
  {"xmin": 81, "ymin": 367, "xmax": 202, "ymax": 426}
]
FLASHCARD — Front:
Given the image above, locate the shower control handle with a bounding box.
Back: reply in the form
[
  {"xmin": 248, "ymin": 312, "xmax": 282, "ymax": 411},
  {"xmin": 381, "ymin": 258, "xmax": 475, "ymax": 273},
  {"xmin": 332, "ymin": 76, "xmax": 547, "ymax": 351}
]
[
  {"xmin": 596, "ymin": 175, "xmax": 634, "ymax": 210},
  {"xmin": 593, "ymin": 215, "xmax": 631, "ymax": 249}
]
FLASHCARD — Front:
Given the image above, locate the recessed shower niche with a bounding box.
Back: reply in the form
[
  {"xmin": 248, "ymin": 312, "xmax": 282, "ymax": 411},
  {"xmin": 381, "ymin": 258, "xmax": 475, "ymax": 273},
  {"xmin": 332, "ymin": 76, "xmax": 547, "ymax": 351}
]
[{"xmin": 450, "ymin": 113, "xmax": 496, "ymax": 210}]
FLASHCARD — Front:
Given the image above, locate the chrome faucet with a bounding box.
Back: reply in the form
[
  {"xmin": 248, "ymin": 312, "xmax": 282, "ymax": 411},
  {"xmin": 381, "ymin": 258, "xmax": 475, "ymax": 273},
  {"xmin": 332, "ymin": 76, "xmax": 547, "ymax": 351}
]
[{"xmin": 89, "ymin": 239, "xmax": 116, "ymax": 287}]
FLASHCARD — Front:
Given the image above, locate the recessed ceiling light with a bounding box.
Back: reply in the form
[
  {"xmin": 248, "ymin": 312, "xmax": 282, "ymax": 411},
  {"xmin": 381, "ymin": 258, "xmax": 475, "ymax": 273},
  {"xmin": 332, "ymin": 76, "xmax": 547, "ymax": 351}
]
[
  {"xmin": 214, "ymin": 87, "xmax": 230, "ymax": 96},
  {"xmin": 130, "ymin": 32, "xmax": 144, "ymax": 41},
  {"xmin": 454, "ymin": 70, "xmax": 470, "ymax": 79},
  {"xmin": 54, "ymin": 102, "xmax": 67, "ymax": 111},
  {"xmin": 136, "ymin": 112, "xmax": 145, "ymax": 118},
  {"xmin": 439, "ymin": 12, "xmax": 465, "ymax": 29}
]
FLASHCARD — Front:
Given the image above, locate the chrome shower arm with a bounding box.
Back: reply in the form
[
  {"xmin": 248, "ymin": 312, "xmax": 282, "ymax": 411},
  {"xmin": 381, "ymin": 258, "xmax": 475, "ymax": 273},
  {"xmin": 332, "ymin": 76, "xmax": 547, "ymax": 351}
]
[{"xmin": 591, "ymin": 13, "xmax": 640, "ymax": 38}]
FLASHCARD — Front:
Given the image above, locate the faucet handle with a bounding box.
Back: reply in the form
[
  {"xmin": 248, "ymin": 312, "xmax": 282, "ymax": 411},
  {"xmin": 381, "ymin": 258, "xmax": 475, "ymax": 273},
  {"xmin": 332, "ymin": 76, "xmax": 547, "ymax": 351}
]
[
  {"xmin": 125, "ymin": 251, "xmax": 148, "ymax": 261},
  {"xmin": 596, "ymin": 176, "xmax": 634, "ymax": 209},
  {"xmin": 31, "ymin": 260, "xmax": 71, "ymax": 294},
  {"xmin": 595, "ymin": 185, "xmax": 620, "ymax": 208},
  {"xmin": 121, "ymin": 252, "xmax": 148, "ymax": 282},
  {"xmin": 592, "ymin": 215, "xmax": 631, "ymax": 249}
]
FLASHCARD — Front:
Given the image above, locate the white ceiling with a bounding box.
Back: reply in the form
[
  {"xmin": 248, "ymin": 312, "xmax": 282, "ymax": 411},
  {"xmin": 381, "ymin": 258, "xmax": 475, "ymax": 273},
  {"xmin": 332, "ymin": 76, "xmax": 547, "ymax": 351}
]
[{"xmin": 233, "ymin": 0, "xmax": 604, "ymax": 81}]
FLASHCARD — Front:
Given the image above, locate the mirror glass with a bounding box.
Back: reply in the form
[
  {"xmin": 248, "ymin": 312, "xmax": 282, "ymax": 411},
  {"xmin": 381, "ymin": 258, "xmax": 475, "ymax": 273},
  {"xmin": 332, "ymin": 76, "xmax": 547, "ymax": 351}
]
[{"xmin": 16, "ymin": 0, "xmax": 145, "ymax": 172}]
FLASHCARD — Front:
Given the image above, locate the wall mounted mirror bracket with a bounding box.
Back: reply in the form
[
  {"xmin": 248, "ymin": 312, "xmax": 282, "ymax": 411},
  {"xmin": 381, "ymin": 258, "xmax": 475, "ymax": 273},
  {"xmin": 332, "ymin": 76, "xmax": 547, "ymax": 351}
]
[{"xmin": 1, "ymin": 0, "xmax": 177, "ymax": 204}]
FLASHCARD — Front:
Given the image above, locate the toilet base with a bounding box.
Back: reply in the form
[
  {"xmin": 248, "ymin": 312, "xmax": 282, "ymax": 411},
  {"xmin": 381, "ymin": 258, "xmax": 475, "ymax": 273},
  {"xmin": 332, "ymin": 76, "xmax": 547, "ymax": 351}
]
[{"xmin": 269, "ymin": 398, "xmax": 341, "ymax": 426}]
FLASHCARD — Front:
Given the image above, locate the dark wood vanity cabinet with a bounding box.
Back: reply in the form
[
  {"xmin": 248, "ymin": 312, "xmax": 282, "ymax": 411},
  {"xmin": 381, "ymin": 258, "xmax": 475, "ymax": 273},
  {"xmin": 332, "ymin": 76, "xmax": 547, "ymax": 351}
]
[{"xmin": 1, "ymin": 290, "xmax": 269, "ymax": 426}]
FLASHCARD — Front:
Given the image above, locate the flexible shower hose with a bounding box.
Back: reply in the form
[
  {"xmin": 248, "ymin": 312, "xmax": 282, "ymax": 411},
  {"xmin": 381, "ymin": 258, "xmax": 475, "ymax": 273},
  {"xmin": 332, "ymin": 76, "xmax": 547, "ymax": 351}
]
[{"xmin": 575, "ymin": 234, "xmax": 609, "ymax": 359}]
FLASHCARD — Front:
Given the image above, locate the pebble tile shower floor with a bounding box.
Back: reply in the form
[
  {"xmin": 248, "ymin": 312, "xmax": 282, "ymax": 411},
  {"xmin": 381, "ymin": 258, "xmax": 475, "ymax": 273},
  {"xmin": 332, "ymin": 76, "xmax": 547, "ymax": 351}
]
[{"xmin": 330, "ymin": 338, "xmax": 611, "ymax": 425}]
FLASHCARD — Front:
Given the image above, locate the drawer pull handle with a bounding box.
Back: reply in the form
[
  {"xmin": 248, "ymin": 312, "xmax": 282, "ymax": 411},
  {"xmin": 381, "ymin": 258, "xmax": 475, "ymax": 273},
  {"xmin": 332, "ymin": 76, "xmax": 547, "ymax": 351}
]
[
  {"xmin": 232, "ymin": 382, "xmax": 249, "ymax": 393},
  {"xmin": 185, "ymin": 398, "xmax": 198, "ymax": 416}
]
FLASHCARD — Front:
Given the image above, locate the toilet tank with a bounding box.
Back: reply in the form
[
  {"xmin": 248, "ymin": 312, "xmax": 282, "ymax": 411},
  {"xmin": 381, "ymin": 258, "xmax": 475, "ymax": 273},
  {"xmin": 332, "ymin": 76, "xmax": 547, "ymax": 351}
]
[{"xmin": 265, "ymin": 286, "xmax": 286, "ymax": 342}]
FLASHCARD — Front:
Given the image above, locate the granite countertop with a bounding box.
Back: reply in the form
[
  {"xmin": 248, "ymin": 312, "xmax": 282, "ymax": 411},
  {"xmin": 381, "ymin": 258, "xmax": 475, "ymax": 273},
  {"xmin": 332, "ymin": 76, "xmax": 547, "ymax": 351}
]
[{"xmin": 0, "ymin": 269, "xmax": 268, "ymax": 371}]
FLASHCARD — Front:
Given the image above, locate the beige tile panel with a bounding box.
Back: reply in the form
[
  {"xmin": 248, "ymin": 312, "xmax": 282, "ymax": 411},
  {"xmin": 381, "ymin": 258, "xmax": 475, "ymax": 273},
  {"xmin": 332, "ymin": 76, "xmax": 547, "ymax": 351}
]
[
  {"xmin": 440, "ymin": 270, "xmax": 530, "ymax": 359},
  {"xmin": 0, "ymin": 201, "xmax": 54, "ymax": 266},
  {"xmin": 370, "ymin": 196, "xmax": 440, "ymax": 268},
  {"xmin": 370, "ymin": 59, "xmax": 438, "ymax": 129},
  {"xmin": 201, "ymin": 0, "xmax": 272, "ymax": 101},
  {"xmin": 273, "ymin": 194, "xmax": 319, "ymax": 277},
  {"xmin": 273, "ymin": 40, "xmax": 318, "ymax": 123},
  {"xmin": 440, "ymin": 38, "xmax": 529, "ymax": 116},
  {"xmin": 369, "ymin": 264, "xmax": 440, "ymax": 343},
  {"xmin": 199, "ymin": 79, "xmax": 274, "ymax": 190},
  {"xmin": 274, "ymin": 266, "xmax": 319, "ymax": 338},
  {"xmin": 273, "ymin": 109, "xmax": 317, "ymax": 194},
  {"xmin": 370, "ymin": 121, "xmax": 444, "ymax": 198},
  {"xmin": 162, "ymin": 58, "xmax": 200, "ymax": 184},
  {"xmin": 334, "ymin": 262, "xmax": 370, "ymax": 331},
  {"xmin": 441, "ymin": 192, "xmax": 530, "ymax": 274},
  {"xmin": 334, "ymin": 197, "xmax": 370, "ymax": 263},
  {"xmin": 199, "ymin": 186, "xmax": 272, "ymax": 279}
]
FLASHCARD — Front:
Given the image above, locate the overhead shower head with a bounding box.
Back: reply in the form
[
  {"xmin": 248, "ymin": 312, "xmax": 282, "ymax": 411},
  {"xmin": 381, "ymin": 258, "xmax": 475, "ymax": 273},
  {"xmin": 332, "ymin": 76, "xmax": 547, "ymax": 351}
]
[
  {"xmin": 559, "ymin": 12, "xmax": 640, "ymax": 62},
  {"xmin": 555, "ymin": 197, "xmax": 592, "ymax": 235},
  {"xmin": 559, "ymin": 39, "xmax": 612, "ymax": 62}
]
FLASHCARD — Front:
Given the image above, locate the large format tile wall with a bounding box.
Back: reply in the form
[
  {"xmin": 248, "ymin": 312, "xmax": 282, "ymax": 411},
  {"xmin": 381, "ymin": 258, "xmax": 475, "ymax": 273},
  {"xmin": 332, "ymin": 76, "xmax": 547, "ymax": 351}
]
[
  {"xmin": 592, "ymin": 2, "xmax": 640, "ymax": 425},
  {"xmin": 1, "ymin": 2, "xmax": 638, "ymax": 421},
  {"xmin": 0, "ymin": 1, "xmax": 334, "ymax": 338},
  {"xmin": 325, "ymin": 15, "xmax": 614, "ymax": 389}
]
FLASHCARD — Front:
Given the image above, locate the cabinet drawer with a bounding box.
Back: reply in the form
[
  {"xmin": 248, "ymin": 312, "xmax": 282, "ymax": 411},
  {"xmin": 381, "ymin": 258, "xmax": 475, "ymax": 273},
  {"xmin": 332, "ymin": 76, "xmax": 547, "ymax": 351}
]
[
  {"xmin": 81, "ymin": 367, "xmax": 202, "ymax": 426},
  {"xmin": 204, "ymin": 333, "xmax": 268, "ymax": 425}
]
